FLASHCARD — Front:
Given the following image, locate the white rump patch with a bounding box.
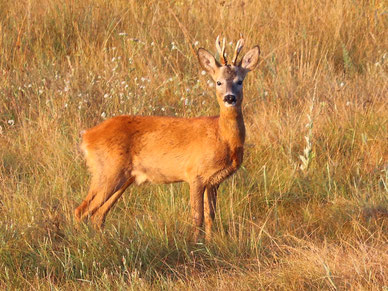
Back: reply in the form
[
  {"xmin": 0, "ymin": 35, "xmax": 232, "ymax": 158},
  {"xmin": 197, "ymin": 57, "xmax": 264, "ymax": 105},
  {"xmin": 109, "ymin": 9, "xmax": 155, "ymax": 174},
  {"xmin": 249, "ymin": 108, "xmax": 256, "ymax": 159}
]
[{"xmin": 80, "ymin": 143, "xmax": 89, "ymax": 157}]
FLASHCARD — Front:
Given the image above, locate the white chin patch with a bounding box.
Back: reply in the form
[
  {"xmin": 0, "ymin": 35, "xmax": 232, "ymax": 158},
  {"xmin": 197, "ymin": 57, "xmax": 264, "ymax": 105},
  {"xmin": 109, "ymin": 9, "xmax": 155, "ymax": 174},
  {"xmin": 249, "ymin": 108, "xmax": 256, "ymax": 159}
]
[{"xmin": 224, "ymin": 101, "xmax": 237, "ymax": 107}]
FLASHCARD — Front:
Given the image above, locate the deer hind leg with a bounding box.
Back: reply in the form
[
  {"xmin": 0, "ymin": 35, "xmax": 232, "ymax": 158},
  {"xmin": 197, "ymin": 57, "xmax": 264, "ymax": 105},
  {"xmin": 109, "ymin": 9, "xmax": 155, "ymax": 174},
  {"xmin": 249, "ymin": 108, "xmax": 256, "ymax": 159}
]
[
  {"xmin": 189, "ymin": 180, "xmax": 205, "ymax": 242},
  {"xmin": 204, "ymin": 185, "xmax": 218, "ymax": 242},
  {"xmin": 77, "ymin": 171, "xmax": 128, "ymax": 221},
  {"xmin": 91, "ymin": 176, "xmax": 135, "ymax": 227},
  {"xmin": 74, "ymin": 175, "xmax": 100, "ymax": 222},
  {"xmin": 75, "ymin": 160, "xmax": 132, "ymax": 223}
]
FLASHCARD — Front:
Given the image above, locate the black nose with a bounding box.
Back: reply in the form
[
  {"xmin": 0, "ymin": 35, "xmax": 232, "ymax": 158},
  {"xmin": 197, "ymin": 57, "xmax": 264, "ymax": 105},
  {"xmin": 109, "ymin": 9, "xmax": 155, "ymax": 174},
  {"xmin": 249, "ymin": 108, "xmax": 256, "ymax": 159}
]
[{"xmin": 223, "ymin": 95, "xmax": 236, "ymax": 104}]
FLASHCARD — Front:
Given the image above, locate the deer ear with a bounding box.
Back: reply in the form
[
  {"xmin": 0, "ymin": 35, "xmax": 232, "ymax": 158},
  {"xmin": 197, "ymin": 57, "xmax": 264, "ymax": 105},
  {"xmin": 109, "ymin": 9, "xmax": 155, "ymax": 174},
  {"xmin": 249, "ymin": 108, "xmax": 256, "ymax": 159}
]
[
  {"xmin": 197, "ymin": 48, "xmax": 220, "ymax": 75},
  {"xmin": 241, "ymin": 46, "xmax": 260, "ymax": 71}
]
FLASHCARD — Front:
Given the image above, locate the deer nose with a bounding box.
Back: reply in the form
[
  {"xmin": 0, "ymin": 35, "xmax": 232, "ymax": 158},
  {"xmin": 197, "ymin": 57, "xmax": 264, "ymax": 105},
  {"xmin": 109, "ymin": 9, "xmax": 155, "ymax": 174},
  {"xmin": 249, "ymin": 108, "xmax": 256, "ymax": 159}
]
[{"xmin": 223, "ymin": 94, "xmax": 236, "ymax": 104}]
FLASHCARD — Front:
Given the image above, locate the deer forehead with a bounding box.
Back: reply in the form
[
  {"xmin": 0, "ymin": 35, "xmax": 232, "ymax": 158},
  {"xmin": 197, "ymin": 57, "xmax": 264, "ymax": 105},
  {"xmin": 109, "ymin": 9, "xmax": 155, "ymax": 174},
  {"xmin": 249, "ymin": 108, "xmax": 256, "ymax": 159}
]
[{"xmin": 215, "ymin": 65, "xmax": 243, "ymax": 81}]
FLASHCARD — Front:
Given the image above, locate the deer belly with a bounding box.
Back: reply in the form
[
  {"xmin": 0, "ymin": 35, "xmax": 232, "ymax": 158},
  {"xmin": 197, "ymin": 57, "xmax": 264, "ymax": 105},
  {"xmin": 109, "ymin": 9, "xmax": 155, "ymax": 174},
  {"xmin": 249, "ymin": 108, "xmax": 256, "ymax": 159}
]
[{"xmin": 131, "ymin": 165, "xmax": 184, "ymax": 185}]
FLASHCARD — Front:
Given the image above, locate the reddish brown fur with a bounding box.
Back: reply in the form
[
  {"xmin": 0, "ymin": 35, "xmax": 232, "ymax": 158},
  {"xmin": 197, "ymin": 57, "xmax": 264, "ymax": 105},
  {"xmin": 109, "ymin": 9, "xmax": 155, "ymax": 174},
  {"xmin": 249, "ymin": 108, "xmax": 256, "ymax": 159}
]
[{"xmin": 75, "ymin": 39, "xmax": 260, "ymax": 241}]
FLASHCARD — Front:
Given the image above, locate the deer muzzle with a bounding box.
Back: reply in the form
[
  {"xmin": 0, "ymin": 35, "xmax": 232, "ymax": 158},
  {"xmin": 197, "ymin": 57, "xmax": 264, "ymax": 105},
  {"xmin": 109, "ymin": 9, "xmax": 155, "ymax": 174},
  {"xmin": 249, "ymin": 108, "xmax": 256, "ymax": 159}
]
[{"xmin": 223, "ymin": 94, "xmax": 237, "ymax": 107}]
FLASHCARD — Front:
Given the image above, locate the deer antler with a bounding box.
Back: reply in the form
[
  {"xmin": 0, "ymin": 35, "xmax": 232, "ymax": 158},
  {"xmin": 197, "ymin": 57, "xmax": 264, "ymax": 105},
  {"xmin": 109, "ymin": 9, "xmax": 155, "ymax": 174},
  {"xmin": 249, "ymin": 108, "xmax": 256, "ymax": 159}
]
[
  {"xmin": 232, "ymin": 38, "xmax": 244, "ymax": 65},
  {"xmin": 216, "ymin": 35, "xmax": 227, "ymax": 65}
]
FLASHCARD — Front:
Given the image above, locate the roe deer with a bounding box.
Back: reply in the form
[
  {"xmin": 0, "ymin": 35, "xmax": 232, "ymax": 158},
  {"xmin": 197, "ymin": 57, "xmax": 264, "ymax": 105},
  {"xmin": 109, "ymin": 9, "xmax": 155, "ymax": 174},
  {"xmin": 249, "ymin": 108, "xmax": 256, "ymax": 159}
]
[{"xmin": 74, "ymin": 37, "xmax": 260, "ymax": 241}]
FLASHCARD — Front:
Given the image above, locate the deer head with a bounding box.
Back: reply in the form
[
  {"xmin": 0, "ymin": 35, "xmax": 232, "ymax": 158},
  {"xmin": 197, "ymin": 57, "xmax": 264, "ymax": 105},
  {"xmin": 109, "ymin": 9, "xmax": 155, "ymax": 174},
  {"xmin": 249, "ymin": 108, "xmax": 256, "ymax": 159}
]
[{"xmin": 197, "ymin": 36, "xmax": 260, "ymax": 109}]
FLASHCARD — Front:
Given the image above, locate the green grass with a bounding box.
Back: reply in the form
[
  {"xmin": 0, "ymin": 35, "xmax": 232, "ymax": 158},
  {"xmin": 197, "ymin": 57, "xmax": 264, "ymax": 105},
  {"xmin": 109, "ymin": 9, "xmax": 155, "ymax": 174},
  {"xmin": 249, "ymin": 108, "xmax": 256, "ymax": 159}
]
[{"xmin": 1, "ymin": 0, "xmax": 387, "ymax": 289}]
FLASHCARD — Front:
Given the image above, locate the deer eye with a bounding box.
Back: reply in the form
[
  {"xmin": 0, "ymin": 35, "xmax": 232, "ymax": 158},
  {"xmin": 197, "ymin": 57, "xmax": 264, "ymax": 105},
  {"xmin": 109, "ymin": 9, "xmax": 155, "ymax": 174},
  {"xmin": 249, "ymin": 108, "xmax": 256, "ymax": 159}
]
[
  {"xmin": 237, "ymin": 80, "xmax": 243, "ymax": 85},
  {"xmin": 217, "ymin": 81, "xmax": 222, "ymax": 86}
]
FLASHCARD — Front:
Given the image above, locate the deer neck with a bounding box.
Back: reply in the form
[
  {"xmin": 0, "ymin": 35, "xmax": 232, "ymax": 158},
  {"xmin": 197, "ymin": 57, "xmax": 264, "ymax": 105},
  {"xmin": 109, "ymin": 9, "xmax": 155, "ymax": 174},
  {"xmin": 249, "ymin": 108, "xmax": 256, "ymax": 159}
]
[{"xmin": 218, "ymin": 106, "xmax": 245, "ymax": 149}]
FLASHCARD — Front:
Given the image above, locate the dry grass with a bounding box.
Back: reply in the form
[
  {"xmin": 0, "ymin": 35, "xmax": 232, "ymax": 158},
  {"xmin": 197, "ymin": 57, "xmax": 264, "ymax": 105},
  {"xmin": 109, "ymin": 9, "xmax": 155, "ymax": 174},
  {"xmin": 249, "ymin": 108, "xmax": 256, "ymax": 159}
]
[{"xmin": 1, "ymin": 0, "xmax": 387, "ymax": 289}]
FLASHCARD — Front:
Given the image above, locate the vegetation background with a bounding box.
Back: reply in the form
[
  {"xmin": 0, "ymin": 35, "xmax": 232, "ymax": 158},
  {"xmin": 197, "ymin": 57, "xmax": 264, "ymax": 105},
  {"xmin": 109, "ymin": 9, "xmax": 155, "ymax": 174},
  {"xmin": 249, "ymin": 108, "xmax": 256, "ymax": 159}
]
[{"xmin": 0, "ymin": 0, "xmax": 387, "ymax": 289}]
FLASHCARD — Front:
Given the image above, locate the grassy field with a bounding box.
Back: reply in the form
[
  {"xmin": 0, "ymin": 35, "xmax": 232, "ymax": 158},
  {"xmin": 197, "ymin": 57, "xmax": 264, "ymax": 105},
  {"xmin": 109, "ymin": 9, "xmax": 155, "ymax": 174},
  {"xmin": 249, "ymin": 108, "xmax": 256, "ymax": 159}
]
[{"xmin": 1, "ymin": 0, "xmax": 387, "ymax": 289}]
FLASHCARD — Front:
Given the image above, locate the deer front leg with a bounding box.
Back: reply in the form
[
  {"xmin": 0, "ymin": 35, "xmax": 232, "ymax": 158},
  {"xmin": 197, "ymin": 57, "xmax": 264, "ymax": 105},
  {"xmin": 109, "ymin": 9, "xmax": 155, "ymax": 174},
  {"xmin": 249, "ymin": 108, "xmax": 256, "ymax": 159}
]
[
  {"xmin": 189, "ymin": 181, "xmax": 205, "ymax": 242},
  {"xmin": 204, "ymin": 185, "xmax": 218, "ymax": 242}
]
